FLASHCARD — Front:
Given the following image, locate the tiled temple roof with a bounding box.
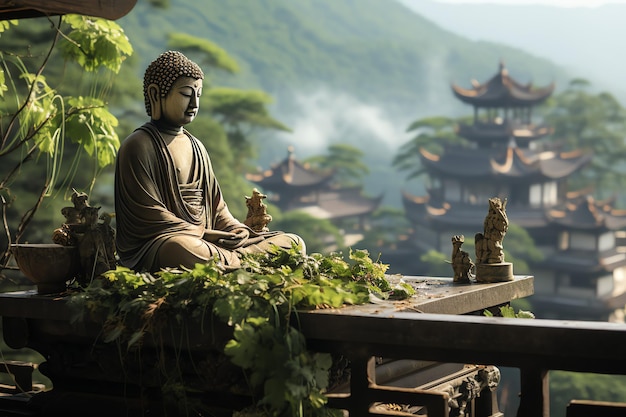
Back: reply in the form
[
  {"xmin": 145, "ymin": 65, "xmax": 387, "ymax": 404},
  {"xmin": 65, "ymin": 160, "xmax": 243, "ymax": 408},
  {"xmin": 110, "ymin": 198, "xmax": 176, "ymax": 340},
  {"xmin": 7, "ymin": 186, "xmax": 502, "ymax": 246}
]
[
  {"xmin": 293, "ymin": 188, "xmax": 383, "ymax": 220},
  {"xmin": 548, "ymin": 195, "xmax": 626, "ymax": 231},
  {"xmin": 402, "ymin": 193, "xmax": 551, "ymax": 230},
  {"xmin": 419, "ymin": 146, "xmax": 591, "ymax": 180},
  {"xmin": 451, "ymin": 62, "xmax": 555, "ymax": 108},
  {"xmin": 246, "ymin": 147, "xmax": 334, "ymax": 191}
]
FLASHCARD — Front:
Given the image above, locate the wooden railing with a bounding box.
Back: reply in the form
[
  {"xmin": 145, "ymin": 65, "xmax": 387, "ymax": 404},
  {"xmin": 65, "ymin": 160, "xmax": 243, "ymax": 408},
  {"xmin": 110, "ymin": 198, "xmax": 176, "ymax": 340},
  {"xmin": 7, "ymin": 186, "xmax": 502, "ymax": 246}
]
[
  {"xmin": 297, "ymin": 309, "xmax": 626, "ymax": 416},
  {"xmin": 1, "ymin": 275, "xmax": 624, "ymax": 416}
]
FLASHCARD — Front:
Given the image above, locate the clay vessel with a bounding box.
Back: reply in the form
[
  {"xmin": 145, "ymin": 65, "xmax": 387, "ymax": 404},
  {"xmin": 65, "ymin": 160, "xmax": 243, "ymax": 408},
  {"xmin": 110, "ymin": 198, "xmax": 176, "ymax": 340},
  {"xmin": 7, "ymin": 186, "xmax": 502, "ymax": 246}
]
[{"xmin": 10, "ymin": 243, "xmax": 80, "ymax": 294}]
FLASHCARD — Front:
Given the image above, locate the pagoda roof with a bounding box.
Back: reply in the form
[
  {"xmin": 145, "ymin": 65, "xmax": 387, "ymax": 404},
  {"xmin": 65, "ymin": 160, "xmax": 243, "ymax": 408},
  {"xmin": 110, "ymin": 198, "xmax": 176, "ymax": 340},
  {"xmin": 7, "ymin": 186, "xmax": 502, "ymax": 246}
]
[
  {"xmin": 401, "ymin": 192, "xmax": 551, "ymax": 230},
  {"xmin": 456, "ymin": 122, "xmax": 553, "ymax": 147},
  {"xmin": 419, "ymin": 146, "xmax": 591, "ymax": 181},
  {"xmin": 451, "ymin": 62, "xmax": 555, "ymax": 108},
  {"xmin": 292, "ymin": 187, "xmax": 383, "ymax": 221},
  {"xmin": 246, "ymin": 147, "xmax": 334, "ymax": 191},
  {"xmin": 547, "ymin": 195, "xmax": 626, "ymax": 231},
  {"xmin": 547, "ymin": 248, "xmax": 626, "ymax": 274}
]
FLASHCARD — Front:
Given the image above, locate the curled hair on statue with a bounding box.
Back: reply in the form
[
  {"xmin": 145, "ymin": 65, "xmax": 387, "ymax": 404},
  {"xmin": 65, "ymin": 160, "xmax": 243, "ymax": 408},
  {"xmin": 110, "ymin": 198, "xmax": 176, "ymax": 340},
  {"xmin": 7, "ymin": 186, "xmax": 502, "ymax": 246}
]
[{"xmin": 143, "ymin": 50, "xmax": 204, "ymax": 117}]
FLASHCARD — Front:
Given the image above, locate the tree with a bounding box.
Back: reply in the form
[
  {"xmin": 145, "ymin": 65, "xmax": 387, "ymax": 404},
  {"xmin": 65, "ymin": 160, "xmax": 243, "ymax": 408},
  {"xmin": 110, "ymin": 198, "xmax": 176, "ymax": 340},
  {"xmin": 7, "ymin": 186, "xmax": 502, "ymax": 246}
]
[
  {"xmin": 0, "ymin": 16, "xmax": 132, "ymax": 269},
  {"xmin": 305, "ymin": 143, "xmax": 369, "ymax": 187},
  {"xmin": 206, "ymin": 87, "xmax": 291, "ymax": 171},
  {"xmin": 356, "ymin": 206, "xmax": 411, "ymax": 254},
  {"xmin": 393, "ymin": 115, "xmax": 469, "ymax": 181},
  {"xmin": 270, "ymin": 210, "xmax": 343, "ymax": 255},
  {"xmin": 542, "ymin": 79, "xmax": 626, "ymax": 201}
]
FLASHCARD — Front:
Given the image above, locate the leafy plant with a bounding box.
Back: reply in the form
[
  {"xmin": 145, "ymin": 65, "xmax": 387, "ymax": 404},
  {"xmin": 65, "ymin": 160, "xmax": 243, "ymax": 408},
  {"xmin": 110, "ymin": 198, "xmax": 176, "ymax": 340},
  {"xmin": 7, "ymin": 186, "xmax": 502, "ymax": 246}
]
[
  {"xmin": 69, "ymin": 245, "xmax": 414, "ymax": 416},
  {"xmin": 484, "ymin": 305, "xmax": 535, "ymax": 319},
  {"xmin": 0, "ymin": 15, "xmax": 132, "ymax": 266}
]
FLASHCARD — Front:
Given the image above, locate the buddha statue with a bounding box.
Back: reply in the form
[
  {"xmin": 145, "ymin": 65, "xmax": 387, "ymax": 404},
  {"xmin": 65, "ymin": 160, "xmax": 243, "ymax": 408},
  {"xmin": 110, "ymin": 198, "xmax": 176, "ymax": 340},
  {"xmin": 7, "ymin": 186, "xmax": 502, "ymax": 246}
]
[{"xmin": 114, "ymin": 51, "xmax": 305, "ymax": 272}]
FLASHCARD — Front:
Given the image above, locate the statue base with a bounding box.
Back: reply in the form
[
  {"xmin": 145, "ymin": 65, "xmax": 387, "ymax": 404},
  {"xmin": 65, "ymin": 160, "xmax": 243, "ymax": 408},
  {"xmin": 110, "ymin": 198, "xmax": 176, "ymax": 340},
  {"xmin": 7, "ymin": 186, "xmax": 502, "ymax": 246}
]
[{"xmin": 475, "ymin": 262, "xmax": 513, "ymax": 283}]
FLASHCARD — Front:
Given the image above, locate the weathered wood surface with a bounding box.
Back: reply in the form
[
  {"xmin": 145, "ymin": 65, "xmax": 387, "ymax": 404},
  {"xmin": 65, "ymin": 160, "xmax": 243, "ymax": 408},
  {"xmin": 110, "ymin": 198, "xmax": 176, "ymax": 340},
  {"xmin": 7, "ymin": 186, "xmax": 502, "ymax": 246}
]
[
  {"xmin": 296, "ymin": 302, "xmax": 626, "ymax": 417},
  {"xmin": 0, "ymin": 275, "xmax": 534, "ymax": 321},
  {"xmin": 0, "ymin": 275, "xmax": 535, "ymax": 416},
  {"xmin": 0, "ymin": 0, "xmax": 137, "ymax": 20}
]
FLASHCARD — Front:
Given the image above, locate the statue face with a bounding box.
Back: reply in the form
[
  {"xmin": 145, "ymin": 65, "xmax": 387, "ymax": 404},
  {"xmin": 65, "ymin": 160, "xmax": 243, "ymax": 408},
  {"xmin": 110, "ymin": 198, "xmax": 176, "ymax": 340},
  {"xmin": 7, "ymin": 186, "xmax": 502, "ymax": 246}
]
[{"xmin": 159, "ymin": 76, "xmax": 203, "ymax": 127}]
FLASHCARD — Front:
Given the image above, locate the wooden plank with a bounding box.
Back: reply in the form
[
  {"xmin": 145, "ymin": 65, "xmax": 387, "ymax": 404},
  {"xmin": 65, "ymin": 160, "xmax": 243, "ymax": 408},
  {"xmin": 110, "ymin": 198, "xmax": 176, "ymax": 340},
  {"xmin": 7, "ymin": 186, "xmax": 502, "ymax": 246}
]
[
  {"xmin": 0, "ymin": 0, "xmax": 137, "ymax": 21},
  {"xmin": 303, "ymin": 275, "xmax": 534, "ymax": 316},
  {"xmin": 0, "ymin": 275, "xmax": 534, "ymax": 321},
  {"xmin": 567, "ymin": 400, "xmax": 626, "ymax": 417},
  {"xmin": 297, "ymin": 310, "xmax": 626, "ymax": 375}
]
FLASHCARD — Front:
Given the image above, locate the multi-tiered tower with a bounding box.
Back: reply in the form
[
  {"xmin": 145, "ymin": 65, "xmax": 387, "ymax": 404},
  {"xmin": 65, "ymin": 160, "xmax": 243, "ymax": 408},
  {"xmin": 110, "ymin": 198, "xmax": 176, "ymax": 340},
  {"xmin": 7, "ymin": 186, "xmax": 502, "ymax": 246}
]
[{"xmin": 402, "ymin": 63, "xmax": 626, "ymax": 320}]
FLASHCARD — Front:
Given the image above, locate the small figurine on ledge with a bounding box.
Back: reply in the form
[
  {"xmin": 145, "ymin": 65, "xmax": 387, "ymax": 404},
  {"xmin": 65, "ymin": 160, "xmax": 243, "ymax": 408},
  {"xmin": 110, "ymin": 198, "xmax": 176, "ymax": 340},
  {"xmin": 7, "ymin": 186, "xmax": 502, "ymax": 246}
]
[
  {"xmin": 244, "ymin": 188, "xmax": 273, "ymax": 232},
  {"xmin": 53, "ymin": 190, "xmax": 116, "ymax": 284},
  {"xmin": 474, "ymin": 197, "xmax": 513, "ymax": 283},
  {"xmin": 451, "ymin": 235, "xmax": 473, "ymax": 283}
]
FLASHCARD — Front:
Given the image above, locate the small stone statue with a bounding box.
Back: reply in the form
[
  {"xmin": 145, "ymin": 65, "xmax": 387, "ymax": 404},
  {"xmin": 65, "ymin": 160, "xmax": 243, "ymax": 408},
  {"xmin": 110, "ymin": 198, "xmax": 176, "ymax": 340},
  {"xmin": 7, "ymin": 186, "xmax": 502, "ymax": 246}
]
[
  {"xmin": 244, "ymin": 188, "xmax": 272, "ymax": 232},
  {"xmin": 451, "ymin": 235, "xmax": 473, "ymax": 283},
  {"xmin": 474, "ymin": 197, "xmax": 513, "ymax": 282},
  {"xmin": 52, "ymin": 190, "xmax": 116, "ymax": 284}
]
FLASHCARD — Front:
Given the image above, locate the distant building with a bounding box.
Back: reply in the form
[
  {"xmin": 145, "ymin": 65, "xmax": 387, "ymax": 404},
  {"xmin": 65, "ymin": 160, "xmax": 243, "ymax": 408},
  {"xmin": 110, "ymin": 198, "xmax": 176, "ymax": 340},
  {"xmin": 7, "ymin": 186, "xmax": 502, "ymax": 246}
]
[
  {"xmin": 247, "ymin": 147, "xmax": 383, "ymax": 244},
  {"xmin": 401, "ymin": 62, "xmax": 626, "ymax": 321}
]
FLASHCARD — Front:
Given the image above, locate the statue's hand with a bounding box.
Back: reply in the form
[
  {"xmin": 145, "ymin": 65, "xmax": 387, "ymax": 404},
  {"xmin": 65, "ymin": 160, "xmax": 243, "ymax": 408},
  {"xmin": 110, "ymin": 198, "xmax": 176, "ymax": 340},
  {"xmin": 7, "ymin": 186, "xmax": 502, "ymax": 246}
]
[
  {"xmin": 203, "ymin": 229, "xmax": 237, "ymax": 243},
  {"xmin": 217, "ymin": 227, "xmax": 250, "ymax": 249}
]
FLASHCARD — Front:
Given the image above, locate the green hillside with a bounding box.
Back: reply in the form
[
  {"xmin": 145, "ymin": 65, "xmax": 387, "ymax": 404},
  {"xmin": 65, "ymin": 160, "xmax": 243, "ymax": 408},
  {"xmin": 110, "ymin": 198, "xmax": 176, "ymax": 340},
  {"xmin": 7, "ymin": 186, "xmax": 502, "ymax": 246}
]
[
  {"xmin": 119, "ymin": 0, "xmax": 569, "ymax": 116},
  {"xmin": 117, "ymin": 0, "xmax": 572, "ymax": 207}
]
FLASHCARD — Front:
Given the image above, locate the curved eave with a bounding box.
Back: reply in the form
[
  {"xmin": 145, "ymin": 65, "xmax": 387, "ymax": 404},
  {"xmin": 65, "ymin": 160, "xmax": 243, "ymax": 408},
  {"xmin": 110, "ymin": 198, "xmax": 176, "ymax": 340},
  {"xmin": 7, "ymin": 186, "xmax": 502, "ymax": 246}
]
[
  {"xmin": 295, "ymin": 191, "xmax": 383, "ymax": 220},
  {"xmin": 456, "ymin": 123, "xmax": 553, "ymax": 146},
  {"xmin": 420, "ymin": 146, "xmax": 580, "ymax": 180},
  {"xmin": 540, "ymin": 151, "xmax": 592, "ymax": 179},
  {"xmin": 247, "ymin": 158, "xmax": 334, "ymax": 189},
  {"xmin": 451, "ymin": 82, "xmax": 554, "ymax": 107},
  {"xmin": 549, "ymin": 250, "xmax": 626, "ymax": 274},
  {"xmin": 0, "ymin": 0, "xmax": 137, "ymax": 20},
  {"xmin": 549, "ymin": 210, "xmax": 626, "ymax": 231},
  {"xmin": 547, "ymin": 195, "xmax": 626, "ymax": 231}
]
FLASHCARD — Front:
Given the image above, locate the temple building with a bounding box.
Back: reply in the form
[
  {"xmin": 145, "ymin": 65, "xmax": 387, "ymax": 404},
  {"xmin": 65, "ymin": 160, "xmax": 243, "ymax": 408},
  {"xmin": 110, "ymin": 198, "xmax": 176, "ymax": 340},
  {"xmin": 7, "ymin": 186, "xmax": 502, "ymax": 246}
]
[
  {"xmin": 401, "ymin": 62, "xmax": 626, "ymax": 321},
  {"xmin": 246, "ymin": 147, "xmax": 383, "ymax": 243}
]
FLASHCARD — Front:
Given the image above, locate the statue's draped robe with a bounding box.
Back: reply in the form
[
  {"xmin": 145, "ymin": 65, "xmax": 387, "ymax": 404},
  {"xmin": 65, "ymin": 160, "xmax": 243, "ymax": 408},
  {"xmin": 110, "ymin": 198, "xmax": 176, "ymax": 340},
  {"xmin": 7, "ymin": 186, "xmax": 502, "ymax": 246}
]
[{"xmin": 115, "ymin": 122, "xmax": 295, "ymax": 272}]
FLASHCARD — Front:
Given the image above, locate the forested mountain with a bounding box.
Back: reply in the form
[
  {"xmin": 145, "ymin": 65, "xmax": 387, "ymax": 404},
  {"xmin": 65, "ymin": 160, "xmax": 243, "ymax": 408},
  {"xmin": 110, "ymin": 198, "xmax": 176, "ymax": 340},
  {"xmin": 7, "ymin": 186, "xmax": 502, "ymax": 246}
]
[
  {"xmin": 118, "ymin": 0, "xmax": 569, "ymax": 161},
  {"xmin": 114, "ymin": 0, "xmax": 574, "ymax": 207}
]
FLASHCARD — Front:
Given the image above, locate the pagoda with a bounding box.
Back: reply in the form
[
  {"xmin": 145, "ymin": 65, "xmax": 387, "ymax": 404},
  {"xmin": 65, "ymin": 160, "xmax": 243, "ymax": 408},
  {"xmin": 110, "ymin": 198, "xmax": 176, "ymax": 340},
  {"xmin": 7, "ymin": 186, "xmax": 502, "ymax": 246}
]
[
  {"xmin": 401, "ymin": 62, "xmax": 626, "ymax": 320},
  {"xmin": 247, "ymin": 147, "xmax": 383, "ymax": 232}
]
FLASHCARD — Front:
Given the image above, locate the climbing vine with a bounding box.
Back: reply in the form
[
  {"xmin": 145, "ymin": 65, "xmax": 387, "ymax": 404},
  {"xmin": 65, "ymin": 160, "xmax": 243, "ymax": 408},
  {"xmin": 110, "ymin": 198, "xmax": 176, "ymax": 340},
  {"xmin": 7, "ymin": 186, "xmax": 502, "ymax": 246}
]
[{"xmin": 69, "ymin": 245, "xmax": 414, "ymax": 416}]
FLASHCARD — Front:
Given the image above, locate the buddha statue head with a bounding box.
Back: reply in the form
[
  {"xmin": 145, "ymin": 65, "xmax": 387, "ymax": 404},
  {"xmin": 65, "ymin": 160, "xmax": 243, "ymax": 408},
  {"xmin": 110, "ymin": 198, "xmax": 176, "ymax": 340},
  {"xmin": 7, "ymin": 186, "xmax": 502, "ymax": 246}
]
[{"xmin": 143, "ymin": 51, "xmax": 204, "ymax": 124}]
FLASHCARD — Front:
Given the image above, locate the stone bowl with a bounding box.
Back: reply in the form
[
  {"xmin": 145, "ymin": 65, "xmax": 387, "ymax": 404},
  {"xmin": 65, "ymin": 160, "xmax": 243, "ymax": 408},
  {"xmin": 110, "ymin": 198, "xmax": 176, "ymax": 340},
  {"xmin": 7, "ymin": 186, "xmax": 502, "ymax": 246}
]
[{"xmin": 10, "ymin": 243, "xmax": 81, "ymax": 294}]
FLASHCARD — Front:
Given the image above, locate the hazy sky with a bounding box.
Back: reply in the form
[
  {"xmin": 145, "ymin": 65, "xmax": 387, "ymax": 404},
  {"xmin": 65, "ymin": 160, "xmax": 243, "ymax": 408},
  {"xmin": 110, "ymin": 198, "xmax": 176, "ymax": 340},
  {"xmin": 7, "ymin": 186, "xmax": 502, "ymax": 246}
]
[{"xmin": 434, "ymin": 0, "xmax": 626, "ymax": 6}]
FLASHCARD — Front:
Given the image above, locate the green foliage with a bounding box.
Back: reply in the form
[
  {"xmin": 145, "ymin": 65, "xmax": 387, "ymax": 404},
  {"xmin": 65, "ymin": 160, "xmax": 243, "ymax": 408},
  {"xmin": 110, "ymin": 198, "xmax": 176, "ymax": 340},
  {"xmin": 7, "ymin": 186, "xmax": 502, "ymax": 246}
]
[
  {"xmin": 207, "ymin": 87, "xmax": 290, "ymax": 132},
  {"xmin": 117, "ymin": 0, "xmax": 567, "ymax": 114},
  {"xmin": 70, "ymin": 245, "xmax": 412, "ymax": 416},
  {"xmin": 419, "ymin": 249, "xmax": 450, "ymax": 277},
  {"xmin": 0, "ymin": 20, "xmax": 18, "ymax": 34},
  {"xmin": 60, "ymin": 15, "xmax": 133, "ymax": 73},
  {"xmin": 0, "ymin": 16, "xmax": 132, "ymax": 256},
  {"xmin": 501, "ymin": 223, "xmax": 543, "ymax": 275},
  {"xmin": 550, "ymin": 372, "xmax": 626, "ymax": 417},
  {"xmin": 483, "ymin": 305, "xmax": 535, "ymax": 319},
  {"xmin": 270, "ymin": 210, "xmax": 343, "ymax": 254},
  {"xmin": 394, "ymin": 116, "xmax": 469, "ymax": 181},
  {"xmin": 542, "ymin": 79, "xmax": 626, "ymax": 200},
  {"xmin": 305, "ymin": 143, "xmax": 369, "ymax": 187},
  {"xmin": 168, "ymin": 32, "xmax": 239, "ymax": 74}
]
